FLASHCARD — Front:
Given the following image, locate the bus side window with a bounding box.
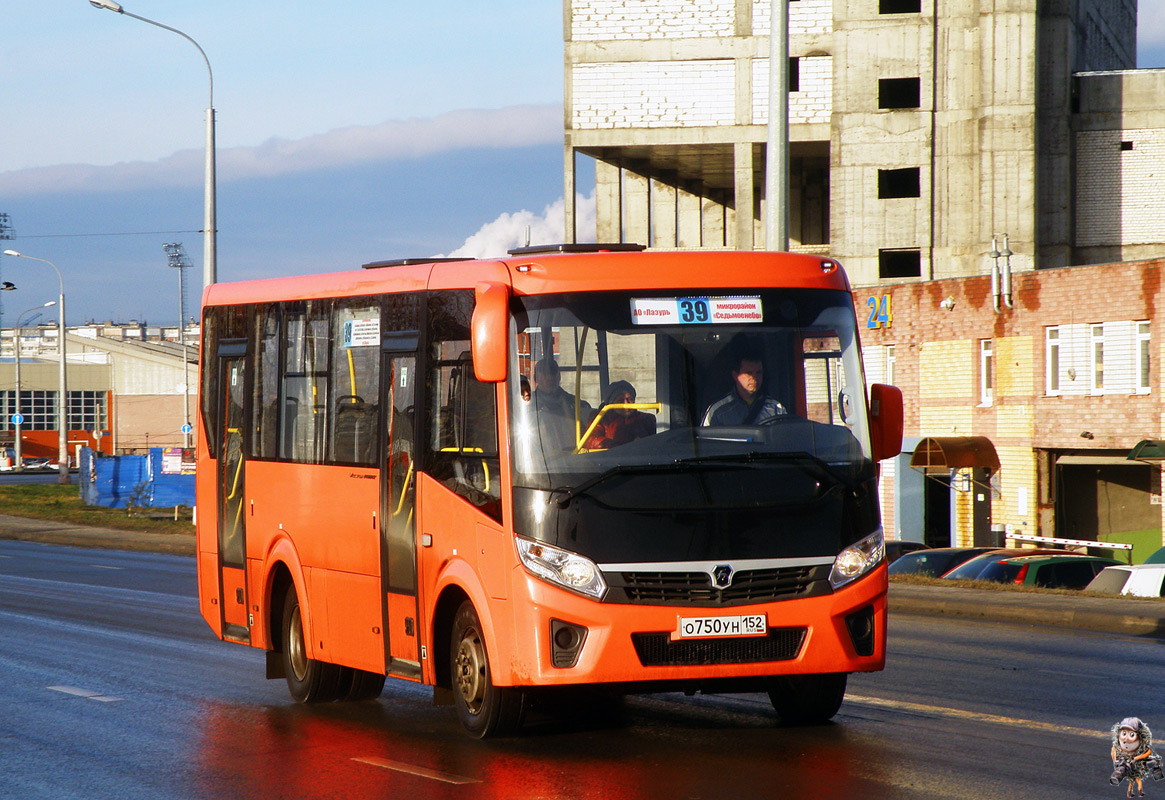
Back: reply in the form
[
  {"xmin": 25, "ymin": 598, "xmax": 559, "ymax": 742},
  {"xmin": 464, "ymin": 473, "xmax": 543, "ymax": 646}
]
[
  {"xmin": 428, "ymin": 290, "xmax": 501, "ymax": 522},
  {"xmin": 328, "ymin": 302, "xmax": 381, "ymax": 466},
  {"xmin": 280, "ymin": 304, "xmax": 330, "ymax": 463}
]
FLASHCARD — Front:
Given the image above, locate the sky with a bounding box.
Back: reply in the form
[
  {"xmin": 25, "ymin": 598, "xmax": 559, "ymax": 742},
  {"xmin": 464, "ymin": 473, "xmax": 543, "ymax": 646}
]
[{"xmin": 2, "ymin": 1, "xmax": 1164, "ymax": 325}]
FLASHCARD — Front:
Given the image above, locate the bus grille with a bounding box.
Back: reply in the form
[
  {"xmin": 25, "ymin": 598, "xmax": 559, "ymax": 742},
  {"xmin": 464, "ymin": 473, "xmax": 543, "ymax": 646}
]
[
  {"xmin": 630, "ymin": 628, "xmax": 806, "ymax": 666},
  {"xmin": 613, "ymin": 565, "xmax": 828, "ymax": 606}
]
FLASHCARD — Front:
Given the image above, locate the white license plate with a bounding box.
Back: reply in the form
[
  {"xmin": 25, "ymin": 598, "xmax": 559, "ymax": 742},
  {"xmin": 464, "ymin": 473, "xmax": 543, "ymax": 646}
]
[{"xmin": 673, "ymin": 614, "xmax": 767, "ymax": 640}]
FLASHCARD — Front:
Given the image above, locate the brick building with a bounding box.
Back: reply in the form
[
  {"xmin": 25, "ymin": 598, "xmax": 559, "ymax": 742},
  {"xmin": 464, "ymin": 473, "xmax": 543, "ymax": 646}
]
[{"xmin": 861, "ymin": 260, "xmax": 1165, "ymax": 558}]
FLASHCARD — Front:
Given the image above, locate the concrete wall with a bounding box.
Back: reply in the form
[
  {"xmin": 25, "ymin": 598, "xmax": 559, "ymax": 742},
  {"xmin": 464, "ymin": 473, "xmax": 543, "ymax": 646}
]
[{"xmin": 1072, "ymin": 70, "xmax": 1165, "ymax": 263}]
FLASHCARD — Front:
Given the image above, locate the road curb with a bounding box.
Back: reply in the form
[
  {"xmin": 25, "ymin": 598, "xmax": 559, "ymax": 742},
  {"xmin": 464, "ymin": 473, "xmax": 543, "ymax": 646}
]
[
  {"xmin": 889, "ymin": 582, "xmax": 1165, "ymax": 638},
  {"xmin": 0, "ymin": 514, "xmax": 194, "ymax": 556}
]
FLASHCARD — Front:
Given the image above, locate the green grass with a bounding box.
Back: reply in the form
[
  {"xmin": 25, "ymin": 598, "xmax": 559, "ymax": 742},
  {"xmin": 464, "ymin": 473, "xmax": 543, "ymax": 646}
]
[{"xmin": 0, "ymin": 484, "xmax": 194, "ymax": 535}]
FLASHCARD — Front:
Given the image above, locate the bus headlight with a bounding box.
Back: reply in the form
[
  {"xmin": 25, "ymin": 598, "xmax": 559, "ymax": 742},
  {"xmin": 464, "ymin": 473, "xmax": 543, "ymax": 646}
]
[
  {"xmin": 516, "ymin": 537, "xmax": 607, "ymax": 600},
  {"xmin": 828, "ymin": 529, "xmax": 885, "ymax": 589}
]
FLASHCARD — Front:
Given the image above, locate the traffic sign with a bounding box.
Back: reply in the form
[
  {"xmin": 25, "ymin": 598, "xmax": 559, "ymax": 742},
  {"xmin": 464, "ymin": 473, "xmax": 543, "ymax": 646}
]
[
  {"xmin": 10, "ymin": 413, "xmax": 23, "ymax": 426},
  {"xmin": 181, "ymin": 423, "xmax": 193, "ymax": 435}
]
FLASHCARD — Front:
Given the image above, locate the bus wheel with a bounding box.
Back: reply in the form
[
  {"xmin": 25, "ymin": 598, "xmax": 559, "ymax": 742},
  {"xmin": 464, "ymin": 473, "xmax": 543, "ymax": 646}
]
[
  {"xmin": 337, "ymin": 667, "xmax": 386, "ymax": 702},
  {"xmin": 767, "ymin": 673, "xmax": 847, "ymax": 725},
  {"xmin": 281, "ymin": 585, "xmax": 342, "ymax": 703},
  {"xmin": 450, "ymin": 601, "xmax": 524, "ymax": 738}
]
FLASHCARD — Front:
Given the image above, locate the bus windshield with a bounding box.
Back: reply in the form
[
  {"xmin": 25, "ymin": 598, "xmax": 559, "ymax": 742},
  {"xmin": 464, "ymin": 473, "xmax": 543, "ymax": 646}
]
[{"xmin": 509, "ymin": 288, "xmax": 875, "ymax": 511}]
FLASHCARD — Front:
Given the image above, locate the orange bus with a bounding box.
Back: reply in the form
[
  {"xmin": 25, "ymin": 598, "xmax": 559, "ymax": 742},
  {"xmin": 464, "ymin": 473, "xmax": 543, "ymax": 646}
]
[{"xmin": 196, "ymin": 245, "xmax": 903, "ymax": 737}]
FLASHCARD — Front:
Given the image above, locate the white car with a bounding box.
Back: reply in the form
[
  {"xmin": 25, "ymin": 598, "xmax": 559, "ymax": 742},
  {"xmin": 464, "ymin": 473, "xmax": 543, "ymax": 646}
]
[{"xmin": 1085, "ymin": 564, "xmax": 1165, "ymax": 598}]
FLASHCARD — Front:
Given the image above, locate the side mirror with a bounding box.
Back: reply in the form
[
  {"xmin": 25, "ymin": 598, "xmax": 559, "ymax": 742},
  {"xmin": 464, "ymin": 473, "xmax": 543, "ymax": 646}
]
[
  {"xmin": 471, "ymin": 281, "xmax": 509, "ymax": 382},
  {"xmin": 869, "ymin": 383, "xmax": 903, "ymax": 462}
]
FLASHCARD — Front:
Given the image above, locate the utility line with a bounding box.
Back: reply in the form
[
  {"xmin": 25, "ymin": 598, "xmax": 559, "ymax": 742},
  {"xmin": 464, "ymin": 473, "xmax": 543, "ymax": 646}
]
[{"xmin": 12, "ymin": 230, "xmax": 201, "ymax": 240}]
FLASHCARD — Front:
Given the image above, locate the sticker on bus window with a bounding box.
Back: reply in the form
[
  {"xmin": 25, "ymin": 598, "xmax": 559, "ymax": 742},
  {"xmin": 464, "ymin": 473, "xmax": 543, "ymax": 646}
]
[
  {"xmin": 343, "ymin": 318, "xmax": 380, "ymax": 347},
  {"xmin": 630, "ymin": 296, "xmax": 763, "ymax": 325}
]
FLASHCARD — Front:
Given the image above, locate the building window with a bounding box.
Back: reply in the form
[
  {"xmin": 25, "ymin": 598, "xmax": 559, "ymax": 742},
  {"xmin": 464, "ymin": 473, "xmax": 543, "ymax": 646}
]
[
  {"xmin": 878, "ymin": 249, "xmax": 921, "ymax": 279},
  {"xmin": 1138, "ymin": 321, "xmax": 1151, "ymax": 394},
  {"xmin": 880, "ymin": 0, "xmax": 921, "ymax": 12},
  {"xmin": 1046, "ymin": 327, "xmax": 1060, "ymax": 395},
  {"xmin": 878, "ymin": 167, "xmax": 921, "ymax": 199},
  {"xmin": 980, "ymin": 339, "xmax": 994, "ymax": 405},
  {"xmin": 1091, "ymin": 324, "xmax": 1105, "ymax": 392},
  {"xmin": 68, "ymin": 391, "xmax": 108, "ymax": 432},
  {"xmin": 878, "ymin": 77, "xmax": 921, "ymax": 109},
  {"xmin": 1121, "ymin": 141, "xmax": 1134, "ymax": 151},
  {"xmin": 886, "ymin": 345, "xmax": 896, "ymax": 385},
  {"xmin": 789, "ymin": 57, "xmax": 800, "ymax": 92}
]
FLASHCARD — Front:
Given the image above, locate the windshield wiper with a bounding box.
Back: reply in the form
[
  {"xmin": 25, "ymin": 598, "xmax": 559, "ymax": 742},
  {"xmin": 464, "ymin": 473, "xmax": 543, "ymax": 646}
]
[
  {"xmin": 552, "ymin": 461, "xmax": 732, "ymax": 508},
  {"xmin": 674, "ymin": 451, "xmax": 864, "ymax": 490}
]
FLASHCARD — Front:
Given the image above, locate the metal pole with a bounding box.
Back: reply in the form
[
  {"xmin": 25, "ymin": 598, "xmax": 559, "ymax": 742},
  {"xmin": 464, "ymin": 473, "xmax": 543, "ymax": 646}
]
[
  {"xmin": 11, "ymin": 301, "xmax": 56, "ymax": 472},
  {"xmin": 13, "ymin": 325, "xmax": 20, "ymax": 471},
  {"xmin": 764, "ymin": 0, "xmax": 790, "ymax": 251},
  {"xmin": 178, "ymin": 262, "xmax": 191, "ymax": 447},
  {"xmin": 89, "ymin": 1, "xmax": 216, "ymax": 289}
]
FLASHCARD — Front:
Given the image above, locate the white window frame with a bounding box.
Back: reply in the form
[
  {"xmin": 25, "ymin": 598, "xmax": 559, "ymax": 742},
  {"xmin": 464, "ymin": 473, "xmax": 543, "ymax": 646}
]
[
  {"xmin": 1091, "ymin": 324, "xmax": 1105, "ymax": 393},
  {"xmin": 885, "ymin": 344, "xmax": 896, "ymax": 386},
  {"xmin": 1138, "ymin": 321, "xmax": 1151, "ymax": 395},
  {"xmin": 1046, "ymin": 327, "xmax": 1060, "ymax": 396},
  {"xmin": 980, "ymin": 338, "xmax": 994, "ymax": 406}
]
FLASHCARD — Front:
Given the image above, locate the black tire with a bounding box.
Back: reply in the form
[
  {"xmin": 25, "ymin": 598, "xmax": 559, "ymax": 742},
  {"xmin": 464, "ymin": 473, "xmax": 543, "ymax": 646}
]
[
  {"xmin": 337, "ymin": 667, "xmax": 387, "ymax": 702},
  {"xmin": 450, "ymin": 601, "xmax": 524, "ymax": 738},
  {"xmin": 767, "ymin": 673, "xmax": 847, "ymax": 725},
  {"xmin": 281, "ymin": 585, "xmax": 343, "ymax": 703}
]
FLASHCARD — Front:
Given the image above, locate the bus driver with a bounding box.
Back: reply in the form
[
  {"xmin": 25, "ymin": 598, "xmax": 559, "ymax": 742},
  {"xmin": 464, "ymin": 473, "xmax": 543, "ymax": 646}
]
[{"xmin": 702, "ymin": 347, "xmax": 786, "ymax": 426}]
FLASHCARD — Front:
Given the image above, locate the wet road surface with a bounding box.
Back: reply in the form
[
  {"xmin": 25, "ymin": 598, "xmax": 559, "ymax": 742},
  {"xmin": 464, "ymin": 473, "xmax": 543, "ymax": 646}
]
[{"xmin": 1, "ymin": 539, "xmax": 1159, "ymax": 799}]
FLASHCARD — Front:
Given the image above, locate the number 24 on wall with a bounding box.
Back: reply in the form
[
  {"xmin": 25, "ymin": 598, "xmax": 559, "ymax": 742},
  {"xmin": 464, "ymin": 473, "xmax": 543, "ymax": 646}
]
[{"xmin": 867, "ymin": 295, "xmax": 892, "ymax": 329}]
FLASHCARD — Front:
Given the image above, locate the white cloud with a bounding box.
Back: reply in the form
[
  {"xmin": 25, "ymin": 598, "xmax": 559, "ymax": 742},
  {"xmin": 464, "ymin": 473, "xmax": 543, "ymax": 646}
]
[
  {"xmin": 445, "ymin": 191, "xmax": 597, "ymax": 258},
  {"xmin": 0, "ymin": 104, "xmax": 561, "ymax": 195}
]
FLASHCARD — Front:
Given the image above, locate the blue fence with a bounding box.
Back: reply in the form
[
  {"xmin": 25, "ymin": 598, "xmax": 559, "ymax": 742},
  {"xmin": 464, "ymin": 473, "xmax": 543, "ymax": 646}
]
[{"xmin": 80, "ymin": 447, "xmax": 196, "ymax": 509}]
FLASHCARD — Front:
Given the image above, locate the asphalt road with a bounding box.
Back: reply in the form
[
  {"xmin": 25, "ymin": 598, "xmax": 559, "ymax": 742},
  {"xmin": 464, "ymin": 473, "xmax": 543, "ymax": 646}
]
[{"xmin": 2, "ymin": 539, "xmax": 1159, "ymax": 799}]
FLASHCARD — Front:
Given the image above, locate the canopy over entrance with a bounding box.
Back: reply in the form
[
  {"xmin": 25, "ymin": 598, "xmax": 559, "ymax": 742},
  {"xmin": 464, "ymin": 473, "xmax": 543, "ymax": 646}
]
[
  {"xmin": 909, "ymin": 436, "xmax": 1001, "ymax": 476},
  {"xmin": 1128, "ymin": 439, "xmax": 1165, "ymax": 462}
]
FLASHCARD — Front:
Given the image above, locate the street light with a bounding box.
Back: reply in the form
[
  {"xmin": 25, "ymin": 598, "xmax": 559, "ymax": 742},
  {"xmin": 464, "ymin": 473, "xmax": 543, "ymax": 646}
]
[
  {"xmin": 3, "ymin": 251, "xmax": 69, "ymax": 485},
  {"xmin": 88, "ymin": 0, "xmax": 217, "ymax": 290},
  {"xmin": 12, "ymin": 301, "xmax": 57, "ymax": 472}
]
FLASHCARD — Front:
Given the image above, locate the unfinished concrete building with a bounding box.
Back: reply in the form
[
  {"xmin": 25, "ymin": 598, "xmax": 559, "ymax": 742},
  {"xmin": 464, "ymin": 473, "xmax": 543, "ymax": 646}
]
[{"xmin": 563, "ymin": 0, "xmax": 1164, "ymax": 285}]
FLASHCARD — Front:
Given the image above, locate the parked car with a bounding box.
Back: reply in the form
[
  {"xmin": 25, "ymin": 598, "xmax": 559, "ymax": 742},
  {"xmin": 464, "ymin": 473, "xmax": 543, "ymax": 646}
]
[
  {"xmin": 1143, "ymin": 547, "xmax": 1165, "ymax": 565},
  {"xmin": 884, "ymin": 540, "xmax": 930, "ymax": 564},
  {"xmin": 1085, "ymin": 564, "xmax": 1165, "ymax": 597},
  {"xmin": 943, "ymin": 548, "xmax": 1121, "ymax": 589},
  {"xmin": 887, "ymin": 546, "xmax": 996, "ymax": 578}
]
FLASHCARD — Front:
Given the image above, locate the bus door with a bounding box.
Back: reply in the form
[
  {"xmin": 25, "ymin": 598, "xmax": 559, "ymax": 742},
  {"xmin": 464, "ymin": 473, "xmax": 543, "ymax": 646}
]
[
  {"xmin": 216, "ymin": 345, "xmax": 250, "ymax": 643},
  {"xmin": 380, "ymin": 332, "xmax": 421, "ymax": 678}
]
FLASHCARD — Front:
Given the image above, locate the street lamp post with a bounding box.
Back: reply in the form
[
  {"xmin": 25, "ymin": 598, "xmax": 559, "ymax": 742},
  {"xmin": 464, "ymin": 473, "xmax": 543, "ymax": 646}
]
[
  {"xmin": 88, "ymin": 0, "xmax": 216, "ymax": 290},
  {"xmin": 4, "ymin": 251, "xmax": 69, "ymax": 484},
  {"xmin": 12, "ymin": 301, "xmax": 57, "ymax": 472}
]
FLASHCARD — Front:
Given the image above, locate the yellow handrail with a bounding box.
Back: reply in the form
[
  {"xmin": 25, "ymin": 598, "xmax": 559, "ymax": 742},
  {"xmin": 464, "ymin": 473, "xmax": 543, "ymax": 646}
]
[
  {"xmin": 574, "ymin": 403, "xmax": 662, "ymax": 453},
  {"xmin": 392, "ymin": 460, "xmax": 414, "ymax": 517}
]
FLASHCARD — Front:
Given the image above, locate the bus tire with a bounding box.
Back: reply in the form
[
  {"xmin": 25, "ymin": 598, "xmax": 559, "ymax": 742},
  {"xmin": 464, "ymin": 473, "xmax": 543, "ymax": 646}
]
[
  {"xmin": 767, "ymin": 673, "xmax": 847, "ymax": 725},
  {"xmin": 450, "ymin": 601, "xmax": 524, "ymax": 738},
  {"xmin": 281, "ymin": 585, "xmax": 342, "ymax": 703},
  {"xmin": 337, "ymin": 667, "xmax": 386, "ymax": 702}
]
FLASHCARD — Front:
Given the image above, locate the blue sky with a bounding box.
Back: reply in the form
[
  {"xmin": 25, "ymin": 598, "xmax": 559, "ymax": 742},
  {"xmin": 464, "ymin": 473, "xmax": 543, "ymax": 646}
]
[{"xmin": 2, "ymin": 1, "xmax": 1164, "ymax": 324}]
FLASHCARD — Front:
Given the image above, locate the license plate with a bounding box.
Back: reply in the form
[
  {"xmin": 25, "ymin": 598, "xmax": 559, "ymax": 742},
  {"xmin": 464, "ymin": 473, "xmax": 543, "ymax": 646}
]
[{"xmin": 673, "ymin": 614, "xmax": 767, "ymax": 640}]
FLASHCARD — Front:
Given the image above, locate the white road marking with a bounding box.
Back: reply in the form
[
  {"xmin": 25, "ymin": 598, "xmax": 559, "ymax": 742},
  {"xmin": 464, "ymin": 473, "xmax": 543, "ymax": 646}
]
[
  {"xmin": 48, "ymin": 686, "xmax": 123, "ymax": 702},
  {"xmin": 352, "ymin": 757, "xmax": 479, "ymax": 784},
  {"xmin": 89, "ymin": 564, "xmax": 124, "ymax": 570},
  {"xmin": 847, "ymin": 693, "xmax": 1101, "ymax": 739}
]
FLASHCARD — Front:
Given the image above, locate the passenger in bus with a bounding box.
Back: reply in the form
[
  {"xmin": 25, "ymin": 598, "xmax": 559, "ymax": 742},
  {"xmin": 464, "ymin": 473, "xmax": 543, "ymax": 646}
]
[
  {"xmin": 584, "ymin": 380, "xmax": 656, "ymax": 449},
  {"xmin": 533, "ymin": 357, "xmax": 593, "ymax": 450},
  {"xmin": 520, "ymin": 375, "xmax": 531, "ymax": 402},
  {"xmin": 701, "ymin": 347, "xmax": 786, "ymax": 426}
]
